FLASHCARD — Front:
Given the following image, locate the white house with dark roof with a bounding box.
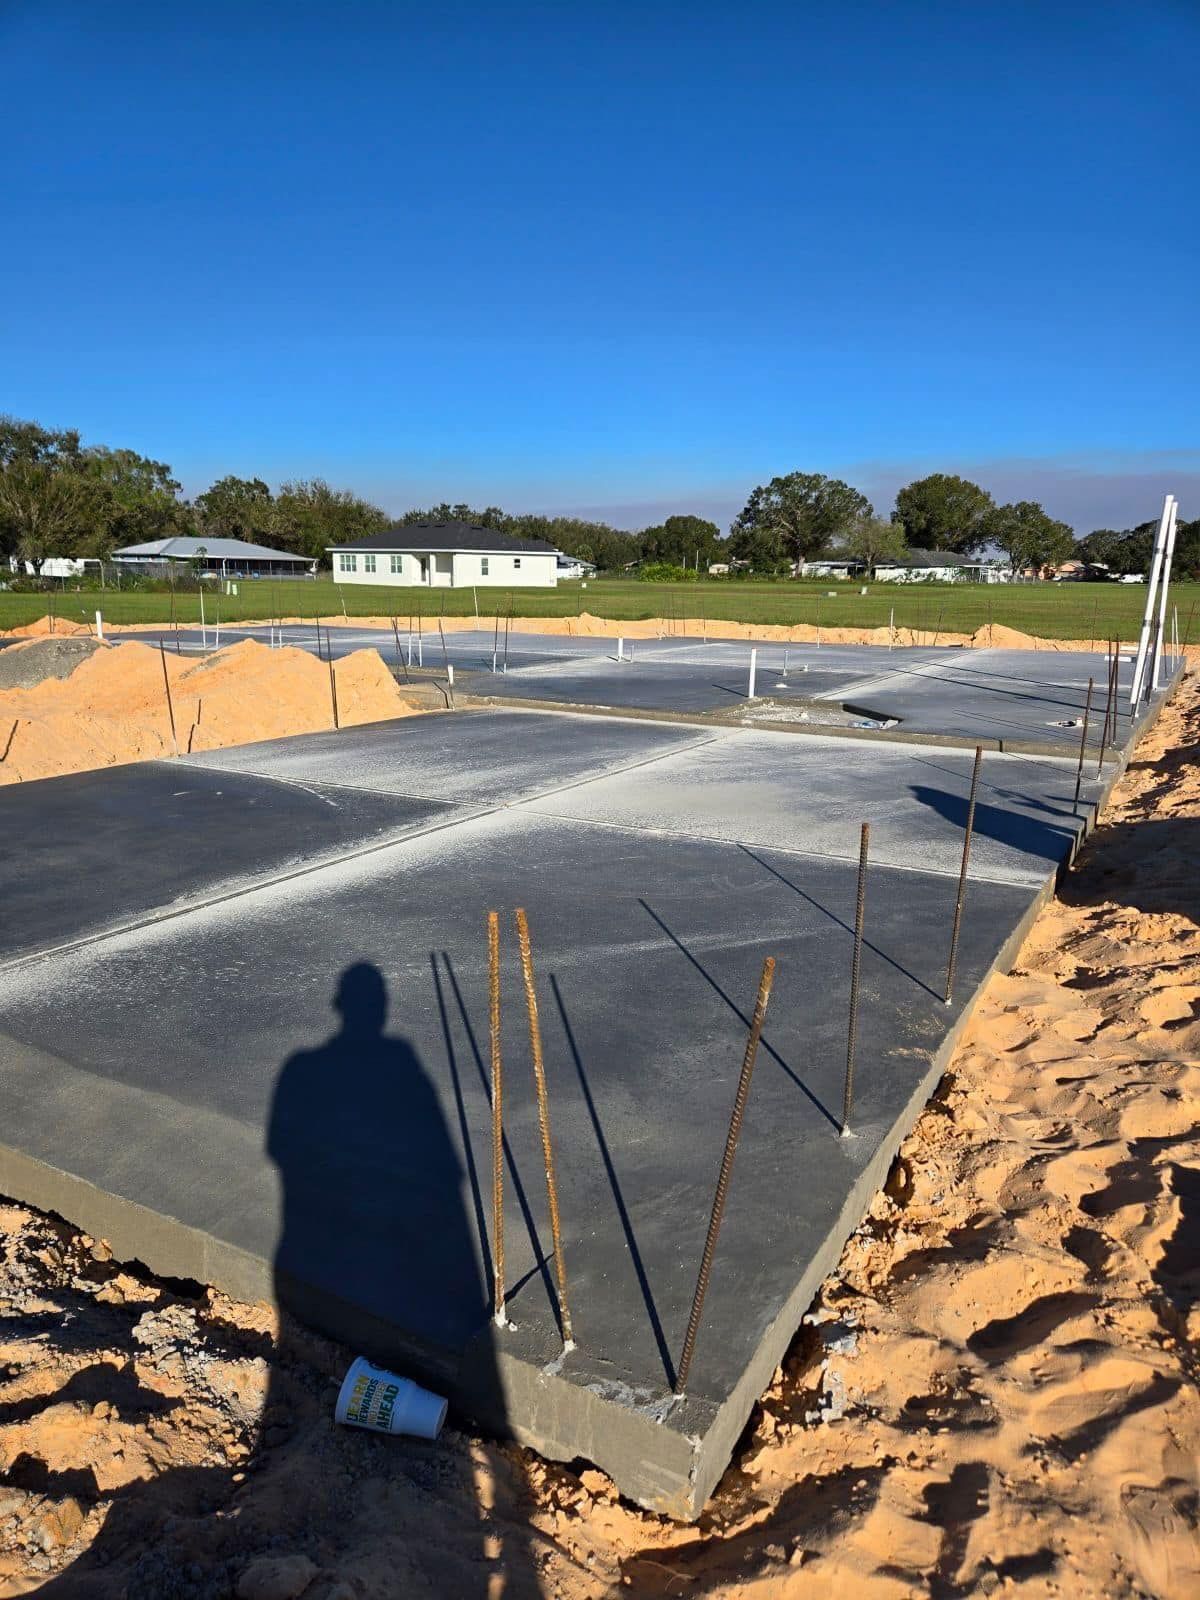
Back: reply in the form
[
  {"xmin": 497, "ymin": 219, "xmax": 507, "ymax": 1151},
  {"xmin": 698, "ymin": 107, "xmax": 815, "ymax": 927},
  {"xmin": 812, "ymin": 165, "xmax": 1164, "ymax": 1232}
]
[{"xmin": 326, "ymin": 522, "xmax": 560, "ymax": 588}]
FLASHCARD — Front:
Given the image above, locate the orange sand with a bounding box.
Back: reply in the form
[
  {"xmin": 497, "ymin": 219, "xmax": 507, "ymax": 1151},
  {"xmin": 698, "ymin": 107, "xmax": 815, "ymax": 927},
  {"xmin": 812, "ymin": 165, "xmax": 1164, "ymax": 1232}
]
[
  {"xmin": 0, "ymin": 638, "xmax": 421, "ymax": 785},
  {"xmin": 3, "ymin": 609, "xmax": 1176, "ymax": 654}
]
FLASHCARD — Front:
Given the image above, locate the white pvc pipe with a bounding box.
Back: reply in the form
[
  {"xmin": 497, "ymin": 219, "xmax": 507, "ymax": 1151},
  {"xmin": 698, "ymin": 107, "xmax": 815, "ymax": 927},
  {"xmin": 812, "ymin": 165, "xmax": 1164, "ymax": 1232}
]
[
  {"xmin": 94, "ymin": 610, "xmax": 103, "ymax": 640},
  {"xmin": 748, "ymin": 647, "xmax": 757, "ymax": 698},
  {"xmin": 447, "ymin": 663, "xmax": 455, "ymax": 688},
  {"xmin": 1152, "ymin": 498, "xmax": 1179, "ymax": 689},
  {"xmin": 1130, "ymin": 494, "xmax": 1173, "ymax": 705},
  {"xmin": 617, "ymin": 636, "xmax": 624, "ymax": 661}
]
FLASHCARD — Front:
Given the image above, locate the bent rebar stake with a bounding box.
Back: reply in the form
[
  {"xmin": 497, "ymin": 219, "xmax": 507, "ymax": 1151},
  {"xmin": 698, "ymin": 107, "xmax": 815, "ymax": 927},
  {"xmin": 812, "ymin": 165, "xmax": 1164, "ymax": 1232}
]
[
  {"xmin": 1097, "ymin": 643, "xmax": 1117, "ymax": 775},
  {"xmin": 1073, "ymin": 677, "xmax": 1094, "ymax": 812},
  {"xmin": 515, "ymin": 908, "xmax": 573, "ymax": 1349},
  {"xmin": 158, "ymin": 640, "xmax": 179, "ymax": 756},
  {"xmin": 487, "ymin": 911, "xmax": 506, "ymax": 1327},
  {"xmin": 841, "ymin": 823, "xmax": 870, "ymax": 1133},
  {"xmin": 944, "ymin": 746, "xmax": 983, "ymax": 1005},
  {"xmin": 674, "ymin": 955, "xmax": 776, "ymax": 1394}
]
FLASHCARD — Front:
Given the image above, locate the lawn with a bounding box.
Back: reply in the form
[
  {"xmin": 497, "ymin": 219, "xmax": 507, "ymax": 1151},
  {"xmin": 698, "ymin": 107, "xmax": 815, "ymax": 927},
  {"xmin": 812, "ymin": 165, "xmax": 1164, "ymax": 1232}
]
[{"xmin": 1, "ymin": 576, "xmax": 1194, "ymax": 645}]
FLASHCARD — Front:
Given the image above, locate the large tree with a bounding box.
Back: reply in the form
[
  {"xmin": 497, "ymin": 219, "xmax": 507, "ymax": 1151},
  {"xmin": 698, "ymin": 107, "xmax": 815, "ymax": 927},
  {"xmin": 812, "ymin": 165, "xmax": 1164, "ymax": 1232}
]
[
  {"xmin": 0, "ymin": 415, "xmax": 102, "ymax": 570},
  {"xmin": 732, "ymin": 472, "xmax": 872, "ymax": 569},
  {"xmin": 273, "ymin": 479, "xmax": 388, "ymax": 561},
  {"xmin": 195, "ymin": 475, "xmax": 275, "ymax": 542},
  {"xmin": 893, "ymin": 473, "xmax": 993, "ymax": 554},
  {"xmin": 80, "ymin": 446, "xmax": 190, "ymax": 551},
  {"xmin": 638, "ymin": 514, "xmax": 722, "ymax": 571},
  {"xmin": 726, "ymin": 522, "xmax": 790, "ymax": 575},
  {"xmin": 982, "ymin": 501, "xmax": 1076, "ymax": 572},
  {"xmin": 845, "ymin": 516, "xmax": 907, "ymax": 576}
]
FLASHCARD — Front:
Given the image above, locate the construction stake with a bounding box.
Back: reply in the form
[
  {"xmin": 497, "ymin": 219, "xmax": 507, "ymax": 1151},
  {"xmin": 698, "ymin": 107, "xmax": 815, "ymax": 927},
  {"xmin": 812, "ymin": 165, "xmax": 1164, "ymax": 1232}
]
[
  {"xmin": 674, "ymin": 955, "xmax": 775, "ymax": 1393},
  {"xmin": 1073, "ymin": 676, "xmax": 1094, "ymax": 811},
  {"xmin": 944, "ymin": 746, "xmax": 983, "ymax": 1005},
  {"xmin": 841, "ymin": 824, "xmax": 869, "ymax": 1133},
  {"xmin": 515, "ymin": 908, "xmax": 573, "ymax": 1348},
  {"xmin": 488, "ymin": 911, "xmax": 506, "ymax": 1327},
  {"xmin": 159, "ymin": 640, "xmax": 179, "ymax": 755}
]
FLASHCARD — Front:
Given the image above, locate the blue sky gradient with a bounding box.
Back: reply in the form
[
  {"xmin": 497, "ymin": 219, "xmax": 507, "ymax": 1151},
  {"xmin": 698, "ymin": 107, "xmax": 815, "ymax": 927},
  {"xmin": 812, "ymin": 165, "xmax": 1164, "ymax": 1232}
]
[{"xmin": 3, "ymin": 1, "xmax": 1197, "ymax": 529}]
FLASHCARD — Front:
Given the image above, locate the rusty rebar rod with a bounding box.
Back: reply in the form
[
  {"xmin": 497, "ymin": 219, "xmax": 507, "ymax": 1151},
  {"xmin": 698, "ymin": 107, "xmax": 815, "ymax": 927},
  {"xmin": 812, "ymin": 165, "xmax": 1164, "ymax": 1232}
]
[
  {"xmin": 1073, "ymin": 676, "xmax": 1094, "ymax": 811},
  {"xmin": 841, "ymin": 824, "xmax": 870, "ymax": 1133},
  {"xmin": 515, "ymin": 908, "xmax": 573, "ymax": 1347},
  {"xmin": 944, "ymin": 746, "xmax": 983, "ymax": 1005},
  {"xmin": 326, "ymin": 629, "xmax": 340, "ymax": 730},
  {"xmin": 674, "ymin": 955, "xmax": 776, "ymax": 1394},
  {"xmin": 159, "ymin": 640, "xmax": 179, "ymax": 755},
  {"xmin": 1097, "ymin": 641, "xmax": 1117, "ymax": 774},
  {"xmin": 488, "ymin": 910, "xmax": 506, "ymax": 1326},
  {"xmin": 390, "ymin": 616, "xmax": 410, "ymax": 682}
]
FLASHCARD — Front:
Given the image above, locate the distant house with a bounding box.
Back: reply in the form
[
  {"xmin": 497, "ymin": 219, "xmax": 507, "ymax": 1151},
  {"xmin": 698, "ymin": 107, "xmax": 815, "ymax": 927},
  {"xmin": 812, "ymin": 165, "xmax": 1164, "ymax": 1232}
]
[
  {"xmin": 326, "ymin": 522, "xmax": 560, "ymax": 588},
  {"xmin": 112, "ymin": 536, "xmax": 315, "ymax": 579},
  {"xmin": 874, "ymin": 549, "xmax": 1005, "ymax": 584},
  {"xmin": 798, "ymin": 555, "xmax": 866, "ymax": 579},
  {"xmin": 556, "ymin": 554, "xmax": 597, "ymax": 580}
]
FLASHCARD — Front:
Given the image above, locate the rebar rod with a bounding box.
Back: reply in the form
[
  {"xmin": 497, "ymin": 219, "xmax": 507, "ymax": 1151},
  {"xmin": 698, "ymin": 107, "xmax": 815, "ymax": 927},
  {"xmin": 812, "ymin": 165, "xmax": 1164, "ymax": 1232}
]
[
  {"xmin": 159, "ymin": 640, "xmax": 179, "ymax": 755},
  {"xmin": 1097, "ymin": 641, "xmax": 1117, "ymax": 774},
  {"xmin": 1073, "ymin": 676, "xmax": 1094, "ymax": 811},
  {"xmin": 674, "ymin": 955, "xmax": 776, "ymax": 1394},
  {"xmin": 841, "ymin": 824, "xmax": 869, "ymax": 1133},
  {"xmin": 487, "ymin": 910, "xmax": 506, "ymax": 1326},
  {"xmin": 1181, "ymin": 601, "xmax": 1196, "ymax": 656},
  {"xmin": 326, "ymin": 629, "xmax": 340, "ymax": 730},
  {"xmin": 438, "ymin": 620, "xmax": 455, "ymax": 706},
  {"xmin": 515, "ymin": 908, "xmax": 573, "ymax": 1348},
  {"xmin": 944, "ymin": 746, "xmax": 983, "ymax": 1005}
]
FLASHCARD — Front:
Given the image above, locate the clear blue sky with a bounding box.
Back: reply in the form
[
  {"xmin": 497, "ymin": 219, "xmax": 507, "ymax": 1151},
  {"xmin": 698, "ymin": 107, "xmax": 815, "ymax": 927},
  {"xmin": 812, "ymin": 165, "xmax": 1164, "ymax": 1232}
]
[{"xmin": 3, "ymin": 1, "xmax": 1197, "ymax": 530}]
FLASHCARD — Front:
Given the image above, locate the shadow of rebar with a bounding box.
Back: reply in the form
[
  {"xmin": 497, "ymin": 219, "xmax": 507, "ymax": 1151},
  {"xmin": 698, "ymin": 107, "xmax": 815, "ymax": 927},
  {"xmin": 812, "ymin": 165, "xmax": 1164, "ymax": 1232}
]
[
  {"xmin": 736, "ymin": 846, "xmax": 942, "ymax": 1002},
  {"xmin": 637, "ymin": 899, "xmax": 840, "ymax": 1132},
  {"xmin": 548, "ymin": 973, "xmax": 675, "ymax": 1387}
]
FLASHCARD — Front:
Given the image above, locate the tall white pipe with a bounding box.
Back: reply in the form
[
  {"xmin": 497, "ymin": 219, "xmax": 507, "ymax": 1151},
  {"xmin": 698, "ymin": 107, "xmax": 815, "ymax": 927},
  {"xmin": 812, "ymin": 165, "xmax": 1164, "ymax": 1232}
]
[
  {"xmin": 1130, "ymin": 494, "xmax": 1174, "ymax": 706},
  {"xmin": 1152, "ymin": 498, "xmax": 1179, "ymax": 689},
  {"xmin": 94, "ymin": 610, "xmax": 103, "ymax": 640},
  {"xmin": 748, "ymin": 647, "xmax": 757, "ymax": 698}
]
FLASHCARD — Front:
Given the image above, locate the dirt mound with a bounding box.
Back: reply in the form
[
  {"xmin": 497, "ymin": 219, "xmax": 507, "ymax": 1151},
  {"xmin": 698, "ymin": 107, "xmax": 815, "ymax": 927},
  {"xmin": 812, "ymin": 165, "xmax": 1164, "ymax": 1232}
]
[
  {"xmin": 971, "ymin": 621, "xmax": 1049, "ymax": 649},
  {"xmin": 3, "ymin": 614, "xmax": 93, "ymax": 638},
  {"xmin": 0, "ymin": 636, "xmax": 105, "ymax": 690},
  {"xmin": 0, "ymin": 638, "xmax": 422, "ymax": 786}
]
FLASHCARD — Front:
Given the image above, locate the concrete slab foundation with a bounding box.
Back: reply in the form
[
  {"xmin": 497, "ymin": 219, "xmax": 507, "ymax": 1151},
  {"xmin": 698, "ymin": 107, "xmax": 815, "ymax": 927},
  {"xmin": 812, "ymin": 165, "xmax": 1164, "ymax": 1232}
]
[{"xmin": 0, "ymin": 661, "xmax": 1178, "ymax": 1516}]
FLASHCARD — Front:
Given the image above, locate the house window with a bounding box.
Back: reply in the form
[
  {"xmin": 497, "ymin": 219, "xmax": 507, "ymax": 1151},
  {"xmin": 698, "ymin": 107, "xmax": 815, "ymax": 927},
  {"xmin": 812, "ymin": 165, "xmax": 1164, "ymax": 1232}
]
[
  {"xmin": 481, "ymin": 557, "xmax": 489, "ymax": 576},
  {"xmin": 390, "ymin": 554, "xmax": 403, "ymax": 574},
  {"xmin": 338, "ymin": 553, "xmax": 356, "ymax": 573},
  {"xmin": 364, "ymin": 553, "xmax": 376, "ymax": 574},
  {"xmin": 513, "ymin": 557, "xmax": 521, "ymax": 569}
]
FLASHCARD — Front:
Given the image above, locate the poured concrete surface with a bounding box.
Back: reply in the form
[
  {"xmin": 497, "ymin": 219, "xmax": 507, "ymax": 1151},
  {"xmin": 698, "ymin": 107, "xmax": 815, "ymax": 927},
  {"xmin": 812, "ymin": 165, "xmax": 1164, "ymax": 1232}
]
[
  {"xmin": 120, "ymin": 625, "xmax": 1179, "ymax": 755},
  {"xmin": 0, "ymin": 704, "xmax": 1148, "ymax": 1515}
]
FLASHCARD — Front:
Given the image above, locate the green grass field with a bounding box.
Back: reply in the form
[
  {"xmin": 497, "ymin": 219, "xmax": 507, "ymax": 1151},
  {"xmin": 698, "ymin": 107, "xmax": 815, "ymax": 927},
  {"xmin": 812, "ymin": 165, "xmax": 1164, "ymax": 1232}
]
[{"xmin": 1, "ymin": 576, "xmax": 1195, "ymax": 645}]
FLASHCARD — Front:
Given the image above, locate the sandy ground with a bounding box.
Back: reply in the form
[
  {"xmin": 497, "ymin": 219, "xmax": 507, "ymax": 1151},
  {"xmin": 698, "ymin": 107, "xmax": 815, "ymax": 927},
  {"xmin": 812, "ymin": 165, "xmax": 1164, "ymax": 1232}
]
[
  {"xmin": 0, "ymin": 610, "xmax": 1135, "ymax": 653},
  {"xmin": 0, "ymin": 638, "xmax": 423, "ymax": 785},
  {"xmin": 0, "ymin": 665, "xmax": 1195, "ymax": 1595}
]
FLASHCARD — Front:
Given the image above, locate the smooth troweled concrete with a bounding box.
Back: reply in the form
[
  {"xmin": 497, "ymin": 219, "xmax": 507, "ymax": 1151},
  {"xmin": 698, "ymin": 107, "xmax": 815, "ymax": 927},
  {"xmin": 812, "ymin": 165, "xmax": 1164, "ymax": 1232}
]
[{"xmin": 0, "ymin": 696, "xmax": 1165, "ymax": 1515}]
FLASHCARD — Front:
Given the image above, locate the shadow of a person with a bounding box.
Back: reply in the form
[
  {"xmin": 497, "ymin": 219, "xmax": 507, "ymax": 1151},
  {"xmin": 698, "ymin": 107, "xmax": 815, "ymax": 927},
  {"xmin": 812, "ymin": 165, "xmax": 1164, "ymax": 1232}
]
[
  {"xmin": 29, "ymin": 964, "xmax": 542, "ymax": 1596},
  {"xmin": 264, "ymin": 961, "xmax": 542, "ymax": 1596}
]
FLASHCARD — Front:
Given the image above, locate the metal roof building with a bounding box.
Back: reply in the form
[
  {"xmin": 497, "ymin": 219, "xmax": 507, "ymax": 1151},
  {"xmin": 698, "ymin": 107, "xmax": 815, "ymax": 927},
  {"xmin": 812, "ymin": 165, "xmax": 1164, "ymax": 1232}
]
[{"xmin": 112, "ymin": 537, "xmax": 315, "ymax": 577}]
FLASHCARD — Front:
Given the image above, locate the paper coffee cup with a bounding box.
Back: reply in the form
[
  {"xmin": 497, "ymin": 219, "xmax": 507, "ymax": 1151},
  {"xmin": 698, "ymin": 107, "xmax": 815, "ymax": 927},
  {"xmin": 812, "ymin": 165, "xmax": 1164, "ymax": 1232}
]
[{"xmin": 334, "ymin": 1357, "xmax": 447, "ymax": 1440}]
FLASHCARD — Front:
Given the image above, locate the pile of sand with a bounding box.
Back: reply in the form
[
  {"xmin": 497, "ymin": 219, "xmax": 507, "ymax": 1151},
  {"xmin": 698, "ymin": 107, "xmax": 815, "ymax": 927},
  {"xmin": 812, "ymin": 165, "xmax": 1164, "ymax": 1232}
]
[
  {"xmin": 3, "ymin": 615, "xmax": 94, "ymax": 639},
  {"xmin": 0, "ymin": 638, "xmax": 421, "ymax": 786}
]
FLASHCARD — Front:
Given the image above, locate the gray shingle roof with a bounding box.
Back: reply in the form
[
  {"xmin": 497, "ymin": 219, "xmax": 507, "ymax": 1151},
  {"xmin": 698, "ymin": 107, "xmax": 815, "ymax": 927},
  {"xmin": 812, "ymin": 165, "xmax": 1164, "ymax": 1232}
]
[
  {"xmin": 113, "ymin": 537, "xmax": 311, "ymax": 564},
  {"xmin": 881, "ymin": 548, "xmax": 984, "ymax": 568},
  {"xmin": 327, "ymin": 522, "xmax": 559, "ymax": 556}
]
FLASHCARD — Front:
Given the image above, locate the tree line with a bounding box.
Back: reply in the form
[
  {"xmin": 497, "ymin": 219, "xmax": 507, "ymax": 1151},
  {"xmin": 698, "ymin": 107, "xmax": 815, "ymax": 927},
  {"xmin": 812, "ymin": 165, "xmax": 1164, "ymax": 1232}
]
[{"xmin": 1, "ymin": 415, "xmax": 1190, "ymax": 581}]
